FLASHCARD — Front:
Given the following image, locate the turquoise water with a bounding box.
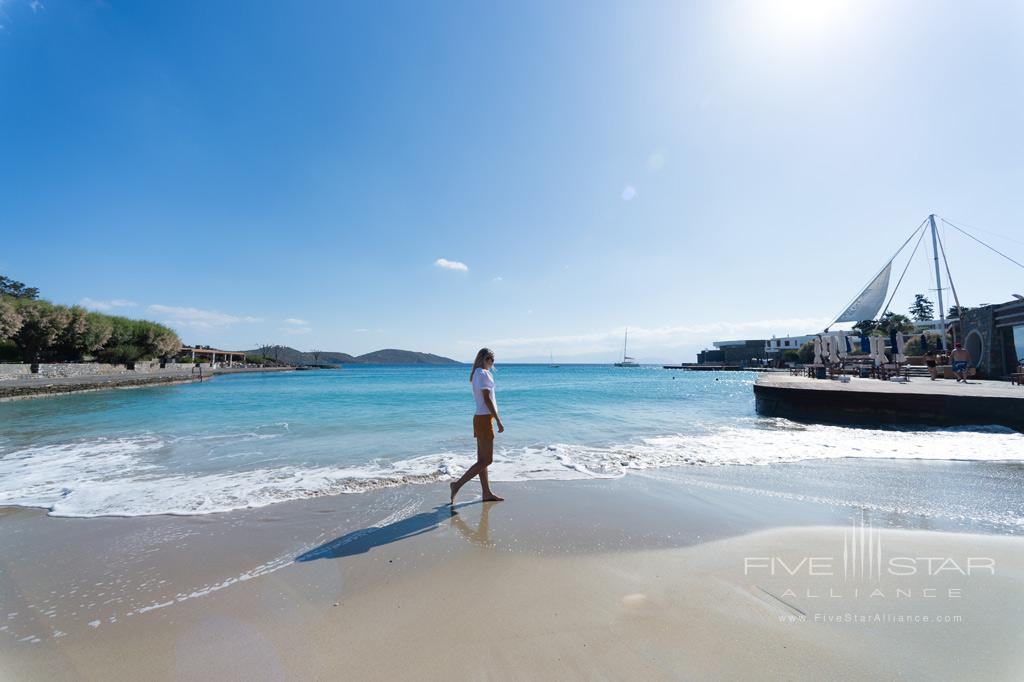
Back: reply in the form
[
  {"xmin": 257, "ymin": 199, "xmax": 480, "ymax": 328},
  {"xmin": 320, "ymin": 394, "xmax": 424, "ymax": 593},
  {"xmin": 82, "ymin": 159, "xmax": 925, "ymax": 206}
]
[{"xmin": 1, "ymin": 365, "xmax": 1023, "ymax": 516}]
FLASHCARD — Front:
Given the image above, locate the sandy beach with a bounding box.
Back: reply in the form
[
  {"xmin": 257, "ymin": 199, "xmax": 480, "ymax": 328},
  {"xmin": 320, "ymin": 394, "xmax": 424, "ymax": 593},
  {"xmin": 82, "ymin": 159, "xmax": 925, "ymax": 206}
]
[
  {"xmin": 6, "ymin": 0, "xmax": 1024, "ymax": 678},
  {"xmin": 2, "ymin": 464, "xmax": 1022, "ymax": 680}
]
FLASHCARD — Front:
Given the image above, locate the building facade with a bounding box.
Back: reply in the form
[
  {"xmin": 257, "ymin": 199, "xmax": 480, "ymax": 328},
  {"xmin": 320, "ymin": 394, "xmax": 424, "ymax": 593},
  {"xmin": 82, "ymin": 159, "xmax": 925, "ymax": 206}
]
[
  {"xmin": 764, "ymin": 334, "xmax": 818, "ymax": 355},
  {"xmin": 959, "ymin": 299, "xmax": 1024, "ymax": 378},
  {"xmin": 696, "ymin": 339, "xmax": 768, "ymax": 367}
]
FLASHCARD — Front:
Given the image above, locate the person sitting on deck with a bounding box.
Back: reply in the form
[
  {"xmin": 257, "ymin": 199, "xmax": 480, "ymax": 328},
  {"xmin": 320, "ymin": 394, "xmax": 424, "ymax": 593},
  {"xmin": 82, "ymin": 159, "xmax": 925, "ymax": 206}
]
[{"xmin": 950, "ymin": 343, "xmax": 971, "ymax": 383}]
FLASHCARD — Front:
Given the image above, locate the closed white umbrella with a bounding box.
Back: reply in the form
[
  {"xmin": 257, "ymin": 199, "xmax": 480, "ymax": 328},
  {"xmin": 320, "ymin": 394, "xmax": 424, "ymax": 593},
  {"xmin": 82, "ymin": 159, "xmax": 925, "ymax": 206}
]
[
  {"xmin": 828, "ymin": 334, "xmax": 841, "ymax": 364},
  {"xmin": 871, "ymin": 336, "xmax": 889, "ymax": 367},
  {"xmin": 835, "ymin": 333, "xmax": 848, "ymax": 359},
  {"xmin": 894, "ymin": 333, "xmax": 907, "ymax": 363},
  {"xmin": 813, "ymin": 337, "xmax": 823, "ymax": 365}
]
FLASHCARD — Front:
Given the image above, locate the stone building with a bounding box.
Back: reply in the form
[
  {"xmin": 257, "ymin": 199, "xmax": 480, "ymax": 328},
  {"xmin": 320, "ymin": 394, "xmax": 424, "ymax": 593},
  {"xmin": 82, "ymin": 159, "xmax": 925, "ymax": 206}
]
[{"xmin": 958, "ymin": 299, "xmax": 1024, "ymax": 378}]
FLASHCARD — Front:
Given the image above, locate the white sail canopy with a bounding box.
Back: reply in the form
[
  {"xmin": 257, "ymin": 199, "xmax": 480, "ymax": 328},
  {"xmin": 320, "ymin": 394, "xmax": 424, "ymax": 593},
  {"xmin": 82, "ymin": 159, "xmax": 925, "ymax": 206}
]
[{"xmin": 834, "ymin": 263, "xmax": 892, "ymax": 324}]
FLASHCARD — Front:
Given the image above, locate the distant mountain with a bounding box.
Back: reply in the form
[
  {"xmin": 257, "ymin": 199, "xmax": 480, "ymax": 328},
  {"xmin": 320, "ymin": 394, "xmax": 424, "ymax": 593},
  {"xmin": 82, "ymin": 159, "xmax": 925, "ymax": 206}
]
[
  {"xmin": 243, "ymin": 346, "xmax": 461, "ymax": 366},
  {"xmin": 354, "ymin": 349, "xmax": 459, "ymax": 365}
]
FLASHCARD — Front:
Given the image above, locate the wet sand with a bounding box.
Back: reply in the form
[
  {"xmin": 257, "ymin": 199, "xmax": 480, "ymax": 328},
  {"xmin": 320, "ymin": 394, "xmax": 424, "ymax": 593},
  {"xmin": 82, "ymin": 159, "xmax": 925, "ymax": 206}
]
[{"xmin": 1, "ymin": 468, "xmax": 1022, "ymax": 680}]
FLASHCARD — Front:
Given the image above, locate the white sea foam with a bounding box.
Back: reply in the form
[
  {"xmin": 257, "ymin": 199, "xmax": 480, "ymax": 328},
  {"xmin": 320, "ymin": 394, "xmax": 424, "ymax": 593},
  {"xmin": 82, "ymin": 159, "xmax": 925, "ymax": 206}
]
[{"xmin": 0, "ymin": 420, "xmax": 1021, "ymax": 518}]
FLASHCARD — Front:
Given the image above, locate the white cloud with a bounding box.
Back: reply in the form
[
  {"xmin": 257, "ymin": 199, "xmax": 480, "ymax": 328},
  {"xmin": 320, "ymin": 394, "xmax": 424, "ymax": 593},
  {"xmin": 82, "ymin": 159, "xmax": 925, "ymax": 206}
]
[
  {"xmin": 148, "ymin": 304, "xmax": 263, "ymax": 329},
  {"xmin": 491, "ymin": 276, "xmax": 504, "ymax": 282},
  {"xmin": 647, "ymin": 150, "xmax": 667, "ymax": 171},
  {"xmin": 354, "ymin": 328, "xmax": 369, "ymax": 333},
  {"xmin": 284, "ymin": 318, "xmax": 308, "ymax": 326},
  {"xmin": 622, "ymin": 186, "xmax": 637, "ymax": 201},
  {"xmin": 80, "ymin": 297, "xmax": 138, "ymax": 311},
  {"xmin": 434, "ymin": 258, "xmax": 468, "ymax": 272},
  {"xmin": 30, "ymin": 0, "xmax": 43, "ymax": 12},
  {"xmin": 280, "ymin": 326, "xmax": 311, "ymax": 335},
  {"xmin": 488, "ymin": 318, "xmax": 830, "ymax": 355}
]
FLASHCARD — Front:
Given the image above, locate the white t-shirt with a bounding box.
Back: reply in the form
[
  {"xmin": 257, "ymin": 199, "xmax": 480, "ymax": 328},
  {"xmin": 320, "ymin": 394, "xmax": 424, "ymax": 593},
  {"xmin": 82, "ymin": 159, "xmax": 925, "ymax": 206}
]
[{"xmin": 471, "ymin": 368, "xmax": 496, "ymax": 416}]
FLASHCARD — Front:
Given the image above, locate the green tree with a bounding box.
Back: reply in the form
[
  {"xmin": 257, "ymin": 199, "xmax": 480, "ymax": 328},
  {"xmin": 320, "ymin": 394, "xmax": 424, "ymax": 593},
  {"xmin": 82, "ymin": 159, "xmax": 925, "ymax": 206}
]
[
  {"xmin": 54, "ymin": 305, "xmax": 90, "ymax": 360},
  {"xmin": 0, "ymin": 290, "xmax": 181, "ymax": 363},
  {"xmin": 878, "ymin": 312, "xmax": 914, "ymax": 334},
  {"xmin": 12, "ymin": 300, "xmax": 72, "ymax": 362},
  {"xmin": 852, "ymin": 319, "xmax": 879, "ymax": 335},
  {"xmin": 948, "ymin": 305, "xmax": 971, "ymax": 319},
  {"xmin": 0, "ymin": 275, "xmax": 40, "ymax": 300},
  {"xmin": 797, "ymin": 341, "xmax": 816, "ymax": 364},
  {"xmin": 0, "ymin": 297, "xmax": 24, "ymax": 341},
  {"xmin": 97, "ymin": 317, "xmax": 181, "ymax": 362},
  {"xmin": 144, "ymin": 322, "xmax": 181, "ymax": 358},
  {"xmin": 84, "ymin": 312, "xmax": 115, "ymax": 355},
  {"xmin": 909, "ymin": 294, "xmax": 935, "ymax": 322},
  {"xmin": 56, "ymin": 308, "xmax": 115, "ymax": 359},
  {"xmin": 904, "ymin": 334, "xmax": 929, "ymax": 356}
]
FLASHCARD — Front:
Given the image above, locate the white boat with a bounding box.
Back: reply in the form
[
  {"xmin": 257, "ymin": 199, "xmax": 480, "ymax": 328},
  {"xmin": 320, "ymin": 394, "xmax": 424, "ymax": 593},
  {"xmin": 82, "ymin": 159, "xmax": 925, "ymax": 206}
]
[
  {"xmin": 614, "ymin": 329, "xmax": 639, "ymax": 367},
  {"xmin": 548, "ymin": 352, "xmax": 560, "ymax": 368}
]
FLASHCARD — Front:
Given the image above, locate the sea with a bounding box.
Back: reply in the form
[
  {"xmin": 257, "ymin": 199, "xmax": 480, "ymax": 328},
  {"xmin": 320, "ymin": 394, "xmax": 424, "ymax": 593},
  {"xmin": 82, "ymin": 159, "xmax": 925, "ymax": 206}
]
[{"xmin": 1, "ymin": 365, "xmax": 1023, "ymax": 518}]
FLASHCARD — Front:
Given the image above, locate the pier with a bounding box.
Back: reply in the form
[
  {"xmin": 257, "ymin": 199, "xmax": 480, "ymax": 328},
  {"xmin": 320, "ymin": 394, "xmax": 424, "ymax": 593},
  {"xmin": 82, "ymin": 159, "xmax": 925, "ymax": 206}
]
[
  {"xmin": 754, "ymin": 374, "xmax": 1024, "ymax": 432},
  {"xmin": 663, "ymin": 364, "xmax": 770, "ymax": 372}
]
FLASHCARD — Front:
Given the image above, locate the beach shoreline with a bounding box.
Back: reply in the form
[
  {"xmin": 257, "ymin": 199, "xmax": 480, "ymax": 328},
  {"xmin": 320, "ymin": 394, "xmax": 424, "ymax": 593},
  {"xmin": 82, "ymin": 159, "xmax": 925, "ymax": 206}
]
[{"xmin": 2, "ymin": 468, "xmax": 1022, "ymax": 680}]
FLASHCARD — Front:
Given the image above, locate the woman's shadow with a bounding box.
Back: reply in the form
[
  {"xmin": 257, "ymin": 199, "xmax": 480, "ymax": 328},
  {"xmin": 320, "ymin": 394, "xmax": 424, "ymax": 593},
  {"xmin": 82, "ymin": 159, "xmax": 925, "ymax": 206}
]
[{"xmin": 296, "ymin": 500, "xmax": 493, "ymax": 562}]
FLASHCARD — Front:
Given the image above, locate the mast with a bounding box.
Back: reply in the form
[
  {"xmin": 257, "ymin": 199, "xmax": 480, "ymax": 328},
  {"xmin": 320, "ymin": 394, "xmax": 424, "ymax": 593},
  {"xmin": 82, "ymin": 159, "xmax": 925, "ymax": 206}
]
[
  {"xmin": 928, "ymin": 214, "xmax": 947, "ymax": 350},
  {"xmin": 623, "ymin": 328, "xmax": 628, "ymax": 361}
]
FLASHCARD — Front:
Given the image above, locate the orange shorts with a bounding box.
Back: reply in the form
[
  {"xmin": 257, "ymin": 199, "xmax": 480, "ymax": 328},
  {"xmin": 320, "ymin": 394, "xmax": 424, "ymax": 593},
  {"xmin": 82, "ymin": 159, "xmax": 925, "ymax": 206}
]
[{"xmin": 473, "ymin": 414, "xmax": 495, "ymax": 439}]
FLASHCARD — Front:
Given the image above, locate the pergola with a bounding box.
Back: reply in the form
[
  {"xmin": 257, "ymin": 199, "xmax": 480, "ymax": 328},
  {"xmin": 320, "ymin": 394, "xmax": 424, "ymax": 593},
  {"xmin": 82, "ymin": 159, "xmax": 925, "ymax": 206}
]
[{"xmin": 181, "ymin": 346, "xmax": 246, "ymax": 366}]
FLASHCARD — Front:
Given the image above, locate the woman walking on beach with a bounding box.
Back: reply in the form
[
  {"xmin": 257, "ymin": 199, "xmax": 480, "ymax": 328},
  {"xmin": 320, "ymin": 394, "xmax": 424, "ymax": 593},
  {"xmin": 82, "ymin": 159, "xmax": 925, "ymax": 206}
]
[{"xmin": 450, "ymin": 348, "xmax": 505, "ymax": 504}]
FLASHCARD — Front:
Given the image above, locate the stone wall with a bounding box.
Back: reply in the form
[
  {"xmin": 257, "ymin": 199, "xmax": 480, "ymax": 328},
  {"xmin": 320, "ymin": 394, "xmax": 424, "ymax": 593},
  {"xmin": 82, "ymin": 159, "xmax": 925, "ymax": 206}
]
[
  {"xmin": 37, "ymin": 363, "xmax": 131, "ymax": 378},
  {"xmin": 0, "ymin": 362, "xmax": 125, "ymax": 380},
  {"xmin": 0, "ymin": 362, "xmax": 209, "ymax": 380},
  {"xmin": 0, "ymin": 364, "xmax": 32, "ymax": 380}
]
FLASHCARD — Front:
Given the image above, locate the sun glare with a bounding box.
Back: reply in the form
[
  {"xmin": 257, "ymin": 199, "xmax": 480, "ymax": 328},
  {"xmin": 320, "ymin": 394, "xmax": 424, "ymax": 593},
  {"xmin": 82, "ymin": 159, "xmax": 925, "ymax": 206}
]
[{"xmin": 750, "ymin": 0, "xmax": 857, "ymax": 44}]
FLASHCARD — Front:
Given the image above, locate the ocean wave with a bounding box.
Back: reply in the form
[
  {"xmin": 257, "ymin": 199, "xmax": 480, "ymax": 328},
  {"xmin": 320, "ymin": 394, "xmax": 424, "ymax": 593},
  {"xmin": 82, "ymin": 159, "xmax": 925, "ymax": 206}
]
[{"xmin": 1, "ymin": 420, "xmax": 1022, "ymax": 517}]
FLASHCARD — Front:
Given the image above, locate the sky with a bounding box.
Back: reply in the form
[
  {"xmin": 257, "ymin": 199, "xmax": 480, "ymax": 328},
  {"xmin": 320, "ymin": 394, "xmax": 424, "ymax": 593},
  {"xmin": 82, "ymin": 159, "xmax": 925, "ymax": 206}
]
[{"xmin": 1, "ymin": 0, "xmax": 1023, "ymax": 363}]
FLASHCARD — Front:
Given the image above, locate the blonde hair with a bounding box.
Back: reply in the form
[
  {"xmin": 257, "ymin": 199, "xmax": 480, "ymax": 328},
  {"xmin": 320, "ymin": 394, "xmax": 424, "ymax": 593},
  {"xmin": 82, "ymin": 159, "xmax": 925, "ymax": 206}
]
[{"xmin": 470, "ymin": 347, "xmax": 495, "ymax": 381}]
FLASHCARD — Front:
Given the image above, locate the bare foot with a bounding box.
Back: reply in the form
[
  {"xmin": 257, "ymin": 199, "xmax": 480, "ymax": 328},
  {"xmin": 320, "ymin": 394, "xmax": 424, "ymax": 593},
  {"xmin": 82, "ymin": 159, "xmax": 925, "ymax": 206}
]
[
  {"xmin": 482, "ymin": 494, "xmax": 504, "ymax": 502},
  {"xmin": 450, "ymin": 482, "xmax": 457, "ymax": 505}
]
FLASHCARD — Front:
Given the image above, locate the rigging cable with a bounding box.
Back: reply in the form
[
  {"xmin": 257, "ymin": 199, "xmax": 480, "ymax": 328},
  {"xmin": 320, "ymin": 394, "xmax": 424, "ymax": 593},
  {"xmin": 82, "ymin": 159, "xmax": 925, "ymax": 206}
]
[
  {"xmin": 880, "ymin": 222, "xmax": 929, "ymax": 318},
  {"xmin": 941, "ymin": 217, "xmax": 1024, "ymax": 248},
  {"xmin": 826, "ymin": 217, "xmax": 929, "ymax": 330},
  {"xmin": 940, "ymin": 218, "xmax": 1024, "ymax": 271},
  {"xmin": 934, "ymin": 221, "xmax": 963, "ymax": 341}
]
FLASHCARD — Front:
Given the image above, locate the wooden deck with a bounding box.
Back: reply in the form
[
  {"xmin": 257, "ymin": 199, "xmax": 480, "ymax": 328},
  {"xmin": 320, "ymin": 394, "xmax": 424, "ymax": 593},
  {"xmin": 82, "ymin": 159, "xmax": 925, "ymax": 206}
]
[{"xmin": 754, "ymin": 374, "xmax": 1024, "ymax": 432}]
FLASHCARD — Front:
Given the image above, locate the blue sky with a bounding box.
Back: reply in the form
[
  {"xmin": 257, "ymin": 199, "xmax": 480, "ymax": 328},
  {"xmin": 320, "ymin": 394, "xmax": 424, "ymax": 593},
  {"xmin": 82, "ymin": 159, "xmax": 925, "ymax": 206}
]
[{"xmin": 2, "ymin": 1, "xmax": 1022, "ymax": 362}]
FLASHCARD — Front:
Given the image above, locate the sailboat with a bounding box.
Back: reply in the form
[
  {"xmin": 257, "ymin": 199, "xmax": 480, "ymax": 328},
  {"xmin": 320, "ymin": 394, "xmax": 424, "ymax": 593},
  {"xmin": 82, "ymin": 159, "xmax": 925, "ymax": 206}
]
[
  {"xmin": 548, "ymin": 352, "xmax": 560, "ymax": 368},
  {"xmin": 614, "ymin": 328, "xmax": 639, "ymax": 367}
]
